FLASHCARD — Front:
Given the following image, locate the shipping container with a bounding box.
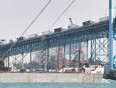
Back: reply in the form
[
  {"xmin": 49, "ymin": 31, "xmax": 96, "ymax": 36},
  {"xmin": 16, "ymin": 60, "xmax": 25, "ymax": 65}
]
[
  {"xmin": 28, "ymin": 34, "xmax": 38, "ymax": 38},
  {"xmin": 83, "ymin": 20, "xmax": 95, "ymax": 27},
  {"xmin": 99, "ymin": 16, "xmax": 109, "ymax": 22},
  {"xmin": 54, "ymin": 27, "xmax": 63, "ymax": 33}
]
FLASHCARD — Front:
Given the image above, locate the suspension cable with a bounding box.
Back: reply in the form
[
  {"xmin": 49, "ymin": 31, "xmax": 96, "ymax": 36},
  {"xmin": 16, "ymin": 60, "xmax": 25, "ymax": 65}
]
[
  {"xmin": 1, "ymin": 0, "xmax": 52, "ymax": 59},
  {"xmin": 48, "ymin": 0, "xmax": 75, "ymax": 30}
]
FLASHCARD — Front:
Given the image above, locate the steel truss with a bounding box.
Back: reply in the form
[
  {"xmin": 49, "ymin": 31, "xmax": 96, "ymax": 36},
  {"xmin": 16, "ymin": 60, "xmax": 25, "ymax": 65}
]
[
  {"xmin": 30, "ymin": 37, "xmax": 47, "ymax": 71},
  {"xmin": 113, "ymin": 17, "xmax": 116, "ymax": 69},
  {"xmin": 91, "ymin": 37, "xmax": 109, "ymax": 65},
  {"xmin": 0, "ymin": 18, "xmax": 113, "ymax": 71},
  {"xmin": 8, "ymin": 53, "xmax": 28, "ymax": 71}
]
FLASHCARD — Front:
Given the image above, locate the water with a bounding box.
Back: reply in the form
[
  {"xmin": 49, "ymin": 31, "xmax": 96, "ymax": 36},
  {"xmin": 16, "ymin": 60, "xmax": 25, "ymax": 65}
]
[{"xmin": 0, "ymin": 80, "xmax": 116, "ymax": 88}]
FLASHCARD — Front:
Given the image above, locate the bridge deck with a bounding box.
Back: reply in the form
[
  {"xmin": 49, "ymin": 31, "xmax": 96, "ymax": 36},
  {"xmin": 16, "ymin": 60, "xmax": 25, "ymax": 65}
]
[{"xmin": 0, "ymin": 20, "xmax": 110, "ymax": 57}]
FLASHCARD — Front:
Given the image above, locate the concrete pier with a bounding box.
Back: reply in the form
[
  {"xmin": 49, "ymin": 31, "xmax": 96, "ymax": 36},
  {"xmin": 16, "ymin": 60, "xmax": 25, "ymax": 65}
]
[{"xmin": 0, "ymin": 73, "xmax": 103, "ymax": 83}]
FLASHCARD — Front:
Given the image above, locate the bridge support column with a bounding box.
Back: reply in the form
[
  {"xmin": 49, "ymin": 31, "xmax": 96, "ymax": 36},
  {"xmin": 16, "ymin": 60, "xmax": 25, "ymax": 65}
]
[
  {"xmin": 69, "ymin": 44, "xmax": 71, "ymax": 67},
  {"xmin": 47, "ymin": 47, "xmax": 49, "ymax": 72},
  {"xmin": 113, "ymin": 16, "xmax": 116, "ymax": 69},
  {"xmin": 63, "ymin": 44, "xmax": 66, "ymax": 67},
  {"xmin": 109, "ymin": 0, "xmax": 114, "ymax": 70},
  {"xmin": 91, "ymin": 39, "xmax": 96, "ymax": 64},
  {"xmin": 21, "ymin": 53, "xmax": 24, "ymax": 70},
  {"xmin": 57, "ymin": 46, "xmax": 60, "ymax": 70},
  {"xmin": 8, "ymin": 56, "xmax": 9, "ymax": 68},
  {"xmin": 30, "ymin": 51, "xmax": 32, "ymax": 72},
  {"xmin": 87, "ymin": 40, "xmax": 88, "ymax": 63}
]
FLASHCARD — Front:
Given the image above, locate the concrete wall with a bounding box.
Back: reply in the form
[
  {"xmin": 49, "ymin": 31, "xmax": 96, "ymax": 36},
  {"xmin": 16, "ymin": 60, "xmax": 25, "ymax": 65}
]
[{"xmin": 0, "ymin": 73, "xmax": 103, "ymax": 83}]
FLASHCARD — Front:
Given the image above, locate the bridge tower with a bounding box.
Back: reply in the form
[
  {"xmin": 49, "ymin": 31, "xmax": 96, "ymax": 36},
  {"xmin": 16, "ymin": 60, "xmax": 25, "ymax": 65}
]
[{"xmin": 109, "ymin": 0, "xmax": 116, "ymax": 70}]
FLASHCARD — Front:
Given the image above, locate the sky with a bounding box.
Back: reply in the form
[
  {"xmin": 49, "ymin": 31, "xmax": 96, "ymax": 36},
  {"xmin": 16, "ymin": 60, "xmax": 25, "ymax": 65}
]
[
  {"xmin": 0, "ymin": 0, "xmax": 116, "ymax": 65},
  {"xmin": 0, "ymin": 0, "xmax": 110, "ymax": 43}
]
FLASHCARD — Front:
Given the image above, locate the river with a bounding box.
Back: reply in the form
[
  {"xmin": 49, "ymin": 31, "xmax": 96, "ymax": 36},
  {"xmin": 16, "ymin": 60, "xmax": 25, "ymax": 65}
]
[{"xmin": 0, "ymin": 79, "xmax": 115, "ymax": 88}]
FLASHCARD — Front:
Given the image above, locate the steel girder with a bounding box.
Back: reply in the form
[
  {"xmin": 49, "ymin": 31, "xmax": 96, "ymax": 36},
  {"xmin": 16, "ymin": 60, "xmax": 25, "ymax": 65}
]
[
  {"xmin": 0, "ymin": 20, "xmax": 111, "ymax": 72},
  {"xmin": 91, "ymin": 37, "xmax": 109, "ymax": 65},
  {"xmin": 49, "ymin": 30, "xmax": 108, "ymax": 48},
  {"xmin": 0, "ymin": 21, "xmax": 109, "ymax": 58}
]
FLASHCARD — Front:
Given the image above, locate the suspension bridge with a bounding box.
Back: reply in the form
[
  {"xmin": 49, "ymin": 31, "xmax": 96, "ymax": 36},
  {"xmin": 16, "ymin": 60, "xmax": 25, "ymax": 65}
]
[{"xmin": 0, "ymin": 0, "xmax": 115, "ymax": 72}]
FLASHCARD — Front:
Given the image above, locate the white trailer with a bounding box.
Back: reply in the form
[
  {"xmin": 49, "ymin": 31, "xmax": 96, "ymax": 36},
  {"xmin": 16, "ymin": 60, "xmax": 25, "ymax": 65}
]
[
  {"xmin": 28, "ymin": 34, "xmax": 38, "ymax": 38},
  {"xmin": 42, "ymin": 30, "xmax": 52, "ymax": 35},
  {"xmin": 99, "ymin": 16, "xmax": 109, "ymax": 22}
]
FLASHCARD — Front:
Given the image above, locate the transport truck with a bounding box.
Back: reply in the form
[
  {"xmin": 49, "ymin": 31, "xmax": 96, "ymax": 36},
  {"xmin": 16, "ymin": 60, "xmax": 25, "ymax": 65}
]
[
  {"xmin": 83, "ymin": 20, "xmax": 95, "ymax": 27},
  {"xmin": 54, "ymin": 27, "xmax": 63, "ymax": 33},
  {"xmin": 28, "ymin": 34, "xmax": 38, "ymax": 39},
  {"xmin": 99, "ymin": 16, "xmax": 109, "ymax": 22},
  {"xmin": 42, "ymin": 30, "xmax": 52, "ymax": 35},
  {"xmin": 17, "ymin": 37, "xmax": 25, "ymax": 41}
]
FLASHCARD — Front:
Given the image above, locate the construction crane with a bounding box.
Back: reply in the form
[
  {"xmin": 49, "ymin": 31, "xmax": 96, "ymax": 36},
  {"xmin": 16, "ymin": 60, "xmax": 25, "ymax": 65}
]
[{"xmin": 68, "ymin": 18, "xmax": 78, "ymax": 29}]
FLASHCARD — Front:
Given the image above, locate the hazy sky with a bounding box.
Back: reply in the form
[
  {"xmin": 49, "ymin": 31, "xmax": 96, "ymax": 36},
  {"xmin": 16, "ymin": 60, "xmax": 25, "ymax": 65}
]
[{"xmin": 0, "ymin": 0, "xmax": 111, "ymax": 42}]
